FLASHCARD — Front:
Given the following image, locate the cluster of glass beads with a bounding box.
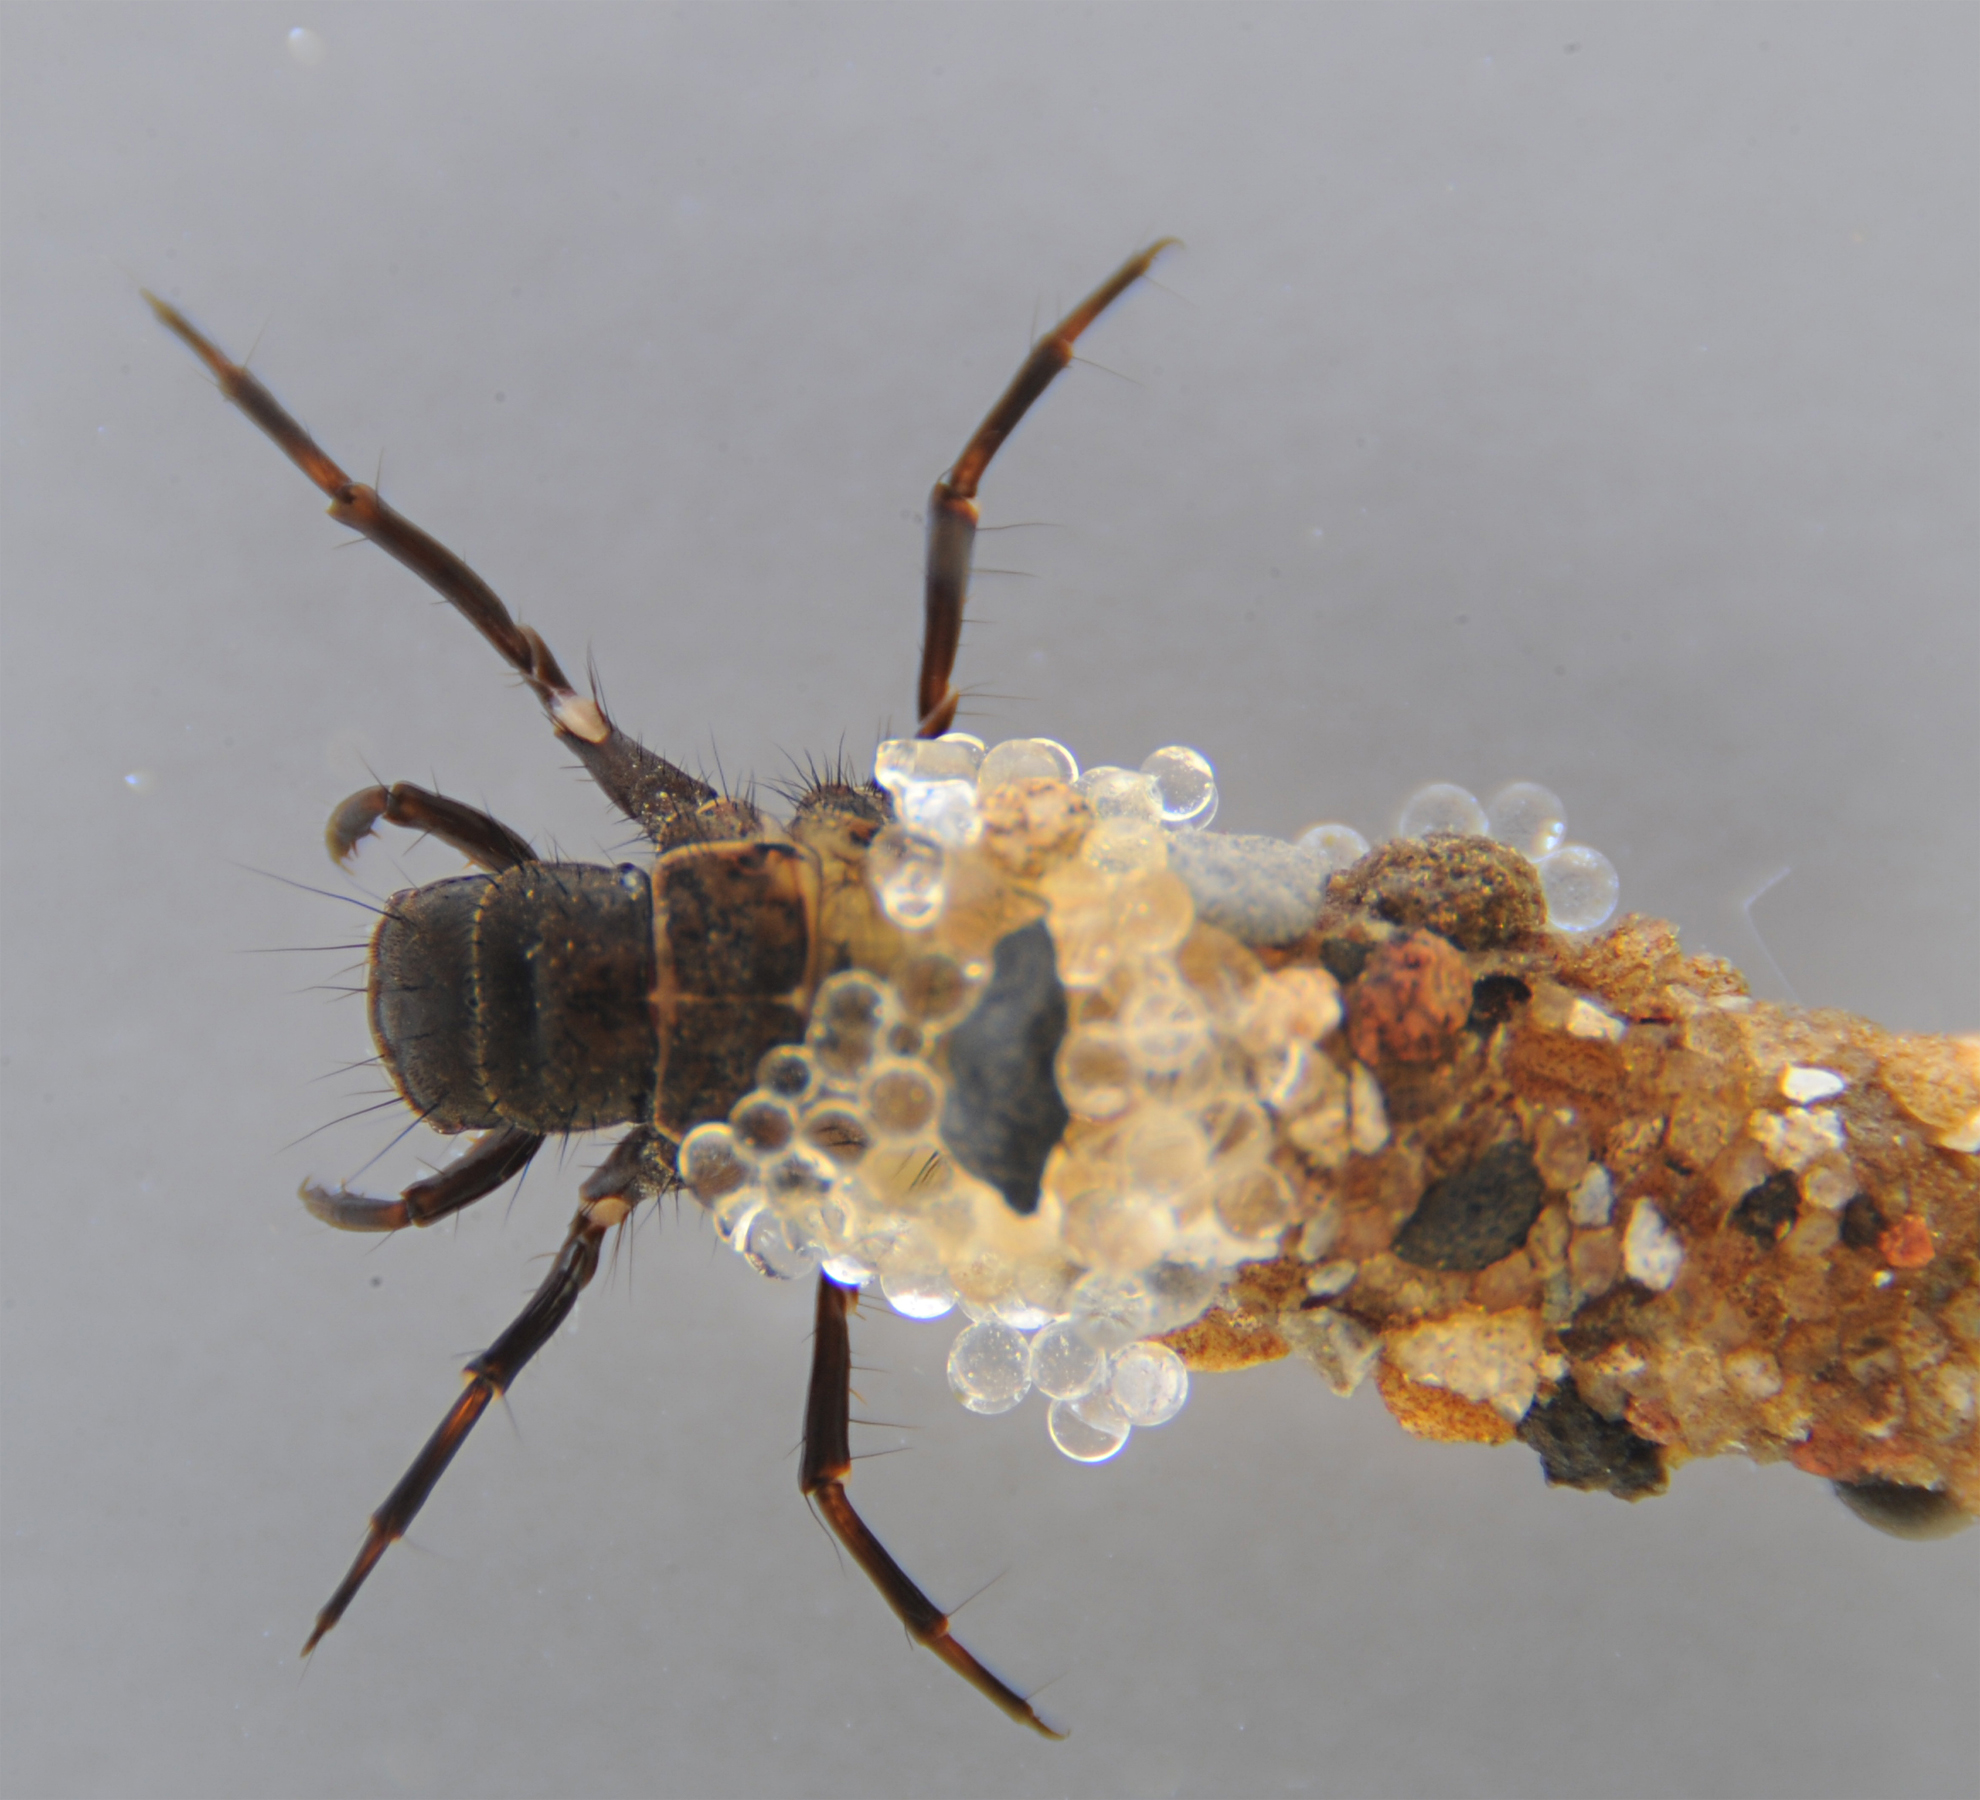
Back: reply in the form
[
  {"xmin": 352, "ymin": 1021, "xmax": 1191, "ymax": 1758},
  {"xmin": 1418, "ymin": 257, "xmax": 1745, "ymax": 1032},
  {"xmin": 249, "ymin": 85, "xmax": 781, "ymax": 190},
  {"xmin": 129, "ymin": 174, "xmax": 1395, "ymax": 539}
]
[{"xmin": 678, "ymin": 736, "xmax": 1623, "ymax": 1464}]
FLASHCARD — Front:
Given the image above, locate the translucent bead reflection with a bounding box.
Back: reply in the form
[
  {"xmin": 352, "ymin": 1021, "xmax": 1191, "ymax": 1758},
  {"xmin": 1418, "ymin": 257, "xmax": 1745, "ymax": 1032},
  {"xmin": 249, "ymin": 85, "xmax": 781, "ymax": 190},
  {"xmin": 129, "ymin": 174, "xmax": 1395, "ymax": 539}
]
[
  {"xmin": 947, "ymin": 1321, "xmax": 1032, "ymax": 1414},
  {"xmin": 1048, "ymin": 1395, "xmax": 1131, "ymax": 1462},
  {"xmin": 1537, "ymin": 843, "xmax": 1621, "ymax": 932},
  {"xmin": 1486, "ymin": 781, "xmax": 1567, "ymax": 859},
  {"xmin": 1398, "ymin": 782, "xmax": 1488, "ymax": 839},
  {"xmin": 1029, "ymin": 1320, "xmax": 1107, "ymax": 1399},
  {"xmin": 1294, "ymin": 822, "xmax": 1371, "ymax": 874},
  {"xmin": 1106, "ymin": 1341, "xmax": 1190, "ymax": 1426},
  {"xmin": 1076, "ymin": 765, "xmax": 1163, "ymax": 820},
  {"xmin": 1140, "ymin": 745, "xmax": 1218, "ymax": 830},
  {"xmin": 979, "ymin": 736, "xmax": 1079, "ymax": 791}
]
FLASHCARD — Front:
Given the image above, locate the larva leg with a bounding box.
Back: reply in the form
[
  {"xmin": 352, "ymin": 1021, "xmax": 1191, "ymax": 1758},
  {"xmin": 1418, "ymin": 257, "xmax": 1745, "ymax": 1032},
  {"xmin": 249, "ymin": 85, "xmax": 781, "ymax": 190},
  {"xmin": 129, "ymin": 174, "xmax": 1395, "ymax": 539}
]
[
  {"xmin": 799, "ymin": 1273, "xmax": 1064, "ymax": 1738},
  {"xmin": 301, "ymin": 1125, "xmax": 543, "ymax": 1233},
  {"xmin": 326, "ymin": 781, "xmax": 537, "ymax": 873},
  {"xmin": 916, "ymin": 239, "xmax": 1177, "ymax": 738},
  {"xmin": 301, "ymin": 1124, "xmax": 670, "ymax": 1653},
  {"xmin": 145, "ymin": 293, "xmax": 715, "ymax": 842}
]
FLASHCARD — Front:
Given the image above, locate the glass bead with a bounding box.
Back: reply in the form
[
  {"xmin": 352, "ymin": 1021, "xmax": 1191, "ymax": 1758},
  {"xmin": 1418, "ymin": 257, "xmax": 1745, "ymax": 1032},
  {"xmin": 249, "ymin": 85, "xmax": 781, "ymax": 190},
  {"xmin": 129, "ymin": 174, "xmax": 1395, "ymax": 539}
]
[
  {"xmin": 874, "ymin": 733, "xmax": 983, "ymax": 795},
  {"xmin": 1140, "ymin": 745, "xmax": 1218, "ymax": 830},
  {"xmin": 1122, "ymin": 969, "xmax": 1210, "ymax": 1075},
  {"xmin": 1064, "ymin": 1189, "xmax": 1176, "ymax": 1274},
  {"xmin": 1486, "ymin": 780, "xmax": 1567, "ymax": 859},
  {"xmin": 1068, "ymin": 1271, "xmax": 1154, "ymax": 1351},
  {"xmin": 1106, "ymin": 1341, "xmax": 1190, "ymax": 1427},
  {"xmin": 1116, "ymin": 870, "xmax": 1196, "ymax": 956},
  {"xmin": 761, "ymin": 1147, "xmax": 837, "ymax": 1212},
  {"xmin": 1537, "ymin": 843, "xmax": 1621, "ymax": 933},
  {"xmin": 879, "ymin": 1235, "xmax": 956, "ymax": 1320},
  {"xmin": 756, "ymin": 1044, "xmax": 816, "ymax": 1103},
  {"xmin": 1294, "ymin": 822, "xmax": 1371, "ymax": 874},
  {"xmin": 1076, "ymin": 765, "xmax": 1163, "ymax": 820},
  {"xmin": 1029, "ymin": 1320, "xmax": 1107, "ymax": 1399},
  {"xmin": 1056, "ymin": 1027, "xmax": 1137, "ymax": 1121},
  {"xmin": 730, "ymin": 1093, "xmax": 797, "ymax": 1161},
  {"xmin": 1213, "ymin": 1162, "xmax": 1295, "ymax": 1240},
  {"xmin": 742, "ymin": 1208, "xmax": 821, "ymax": 1281},
  {"xmin": 866, "ymin": 828, "xmax": 947, "ymax": 929},
  {"xmin": 1048, "ymin": 1395, "xmax": 1132, "ymax": 1462},
  {"xmin": 1081, "ymin": 816, "xmax": 1169, "ymax": 877},
  {"xmin": 895, "ymin": 778, "xmax": 982, "ymax": 849},
  {"xmin": 951, "ymin": 1246, "xmax": 1018, "ymax": 1322},
  {"xmin": 678, "ymin": 1123, "xmax": 748, "ymax": 1204},
  {"xmin": 820, "ymin": 1252, "xmax": 876, "ymax": 1287},
  {"xmin": 1123, "ymin": 1107, "xmax": 1210, "ymax": 1201},
  {"xmin": 1141, "ymin": 1257, "xmax": 1222, "ymax": 1333},
  {"xmin": 979, "ymin": 736, "xmax": 1079, "ymax": 791},
  {"xmin": 808, "ymin": 971, "xmax": 894, "ymax": 1080},
  {"xmin": 947, "ymin": 1321, "xmax": 1032, "ymax": 1414},
  {"xmin": 800, "ymin": 1105, "xmax": 872, "ymax": 1168},
  {"xmin": 895, "ymin": 952, "xmax": 971, "ymax": 1024},
  {"xmin": 863, "ymin": 1060, "xmax": 940, "ymax": 1137},
  {"xmin": 1398, "ymin": 782, "xmax": 1488, "ymax": 839},
  {"xmin": 709, "ymin": 1187, "xmax": 763, "ymax": 1247}
]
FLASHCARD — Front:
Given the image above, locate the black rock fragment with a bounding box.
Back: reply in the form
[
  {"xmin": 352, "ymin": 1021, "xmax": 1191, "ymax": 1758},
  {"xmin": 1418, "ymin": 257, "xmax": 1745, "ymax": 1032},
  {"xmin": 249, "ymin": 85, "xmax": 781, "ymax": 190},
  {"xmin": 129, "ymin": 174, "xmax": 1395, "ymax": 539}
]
[
  {"xmin": 1840, "ymin": 1193, "xmax": 1887, "ymax": 1250},
  {"xmin": 1317, "ymin": 936, "xmax": 1371, "ymax": 987},
  {"xmin": 940, "ymin": 919, "xmax": 1070, "ymax": 1216},
  {"xmin": 1393, "ymin": 1140, "xmax": 1547, "ymax": 1272},
  {"xmin": 1467, "ymin": 974, "xmax": 1532, "ymax": 1031},
  {"xmin": 1730, "ymin": 1170, "xmax": 1801, "ymax": 1247},
  {"xmin": 1517, "ymin": 1384, "xmax": 1668, "ymax": 1499}
]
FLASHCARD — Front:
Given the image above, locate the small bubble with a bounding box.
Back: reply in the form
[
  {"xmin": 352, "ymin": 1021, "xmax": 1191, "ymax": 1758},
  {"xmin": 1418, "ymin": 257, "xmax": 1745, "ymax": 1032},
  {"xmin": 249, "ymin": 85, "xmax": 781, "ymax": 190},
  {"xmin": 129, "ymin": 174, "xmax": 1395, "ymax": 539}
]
[
  {"xmin": 1398, "ymin": 782, "xmax": 1487, "ymax": 839},
  {"xmin": 1106, "ymin": 1341, "xmax": 1190, "ymax": 1426},
  {"xmin": 1537, "ymin": 843, "xmax": 1620, "ymax": 932},
  {"xmin": 287, "ymin": 26, "xmax": 326, "ymax": 65},
  {"xmin": 1048, "ymin": 1395, "xmax": 1132, "ymax": 1462},
  {"xmin": 1140, "ymin": 745, "xmax": 1218, "ymax": 829},
  {"xmin": 1486, "ymin": 781, "xmax": 1567, "ymax": 859},
  {"xmin": 1293, "ymin": 822, "xmax": 1368, "ymax": 873},
  {"xmin": 947, "ymin": 1321, "xmax": 1032, "ymax": 1414}
]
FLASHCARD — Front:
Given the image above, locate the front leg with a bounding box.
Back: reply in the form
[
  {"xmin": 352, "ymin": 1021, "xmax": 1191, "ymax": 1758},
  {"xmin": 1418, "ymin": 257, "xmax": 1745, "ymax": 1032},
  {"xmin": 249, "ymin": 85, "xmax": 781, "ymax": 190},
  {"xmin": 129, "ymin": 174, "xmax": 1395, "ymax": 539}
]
[{"xmin": 146, "ymin": 292, "xmax": 722, "ymax": 845}]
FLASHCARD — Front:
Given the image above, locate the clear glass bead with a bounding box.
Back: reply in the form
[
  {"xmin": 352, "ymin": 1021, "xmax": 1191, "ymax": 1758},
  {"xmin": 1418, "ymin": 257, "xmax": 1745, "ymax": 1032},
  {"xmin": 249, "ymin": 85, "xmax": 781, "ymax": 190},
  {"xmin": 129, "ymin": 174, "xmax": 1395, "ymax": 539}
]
[
  {"xmin": 979, "ymin": 736, "xmax": 1079, "ymax": 791},
  {"xmin": 879, "ymin": 1234, "xmax": 956, "ymax": 1320},
  {"xmin": 679, "ymin": 1122, "xmax": 748, "ymax": 1205},
  {"xmin": 874, "ymin": 733, "xmax": 983, "ymax": 795},
  {"xmin": 761, "ymin": 1147, "xmax": 837, "ymax": 1212},
  {"xmin": 1398, "ymin": 782, "xmax": 1488, "ymax": 839},
  {"xmin": 1076, "ymin": 765, "xmax": 1163, "ymax": 820},
  {"xmin": 947, "ymin": 1321, "xmax": 1032, "ymax": 1414},
  {"xmin": 742, "ymin": 1208, "xmax": 821, "ymax": 1281},
  {"xmin": 866, "ymin": 828, "xmax": 947, "ymax": 929},
  {"xmin": 1141, "ymin": 1258, "xmax": 1221, "ymax": 1332},
  {"xmin": 1537, "ymin": 843, "xmax": 1621, "ymax": 932},
  {"xmin": 1121, "ymin": 968, "xmax": 1210, "ymax": 1075},
  {"xmin": 1106, "ymin": 1340, "xmax": 1190, "ymax": 1426},
  {"xmin": 896, "ymin": 779, "xmax": 982, "ymax": 849},
  {"xmin": 1212, "ymin": 1162, "xmax": 1295, "ymax": 1240},
  {"xmin": 1068, "ymin": 1271, "xmax": 1154, "ymax": 1351},
  {"xmin": 800, "ymin": 1104, "xmax": 873, "ymax": 1168},
  {"xmin": 730, "ymin": 1094, "xmax": 797, "ymax": 1161},
  {"xmin": 756, "ymin": 1045, "xmax": 816, "ymax": 1104},
  {"xmin": 1294, "ymin": 822, "xmax": 1371, "ymax": 874},
  {"xmin": 1081, "ymin": 816, "xmax": 1169, "ymax": 877},
  {"xmin": 1056, "ymin": 1027, "xmax": 1137, "ymax": 1121},
  {"xmin": 862, "ymin": 1060, "xmax": 940, "ymax": 1137},
  {"xmin": 1140, "ymin": 745, "xmax": 1218, "ymax": 830},
  {"xmin": 1029, "ymin": 1320, "xmax": 1107, "ymax": 1399},
  {"xmin": 1048, "ymin": 1395, "xmax": 1132, "ymax": 1462},
  {"xmin": 1486, "ymin": 781, "xmax": 1567, "ymax": 859}
]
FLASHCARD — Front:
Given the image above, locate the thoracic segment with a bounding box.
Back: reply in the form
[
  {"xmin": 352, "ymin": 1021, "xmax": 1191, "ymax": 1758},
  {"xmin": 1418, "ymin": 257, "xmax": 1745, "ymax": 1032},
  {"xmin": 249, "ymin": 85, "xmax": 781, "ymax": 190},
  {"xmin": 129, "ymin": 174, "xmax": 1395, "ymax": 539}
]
[{"xmin": 677, "ymin": 741, "xmax": 1977, "ymax": 1516}]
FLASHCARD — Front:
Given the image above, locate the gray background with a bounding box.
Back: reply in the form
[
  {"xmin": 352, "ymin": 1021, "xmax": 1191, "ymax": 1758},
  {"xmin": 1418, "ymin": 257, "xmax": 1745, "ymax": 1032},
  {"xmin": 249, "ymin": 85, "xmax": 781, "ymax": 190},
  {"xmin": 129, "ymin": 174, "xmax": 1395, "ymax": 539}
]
[{"xmin": 3, "ymin": 6, "xmax": 1976, "ymax": 1797}]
